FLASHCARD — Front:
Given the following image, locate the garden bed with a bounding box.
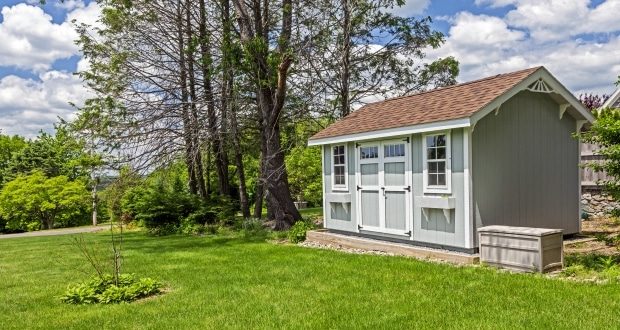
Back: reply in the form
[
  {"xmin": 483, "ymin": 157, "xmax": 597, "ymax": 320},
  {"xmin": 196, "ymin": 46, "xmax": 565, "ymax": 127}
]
[{"xmin": 561, "ymin": 216, "xmax": 620, "ymax": 282}]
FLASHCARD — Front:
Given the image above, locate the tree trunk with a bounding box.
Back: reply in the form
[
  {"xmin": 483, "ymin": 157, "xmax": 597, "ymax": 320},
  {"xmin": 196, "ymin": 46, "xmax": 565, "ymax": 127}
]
[
  {"xmin": 253, "ymin": 147, "xmax": 265, "ymax": 219},
  {"xmin": 230, "ymin": 101, "xmax": 251, "ymax": 218},
  {"xmin": 185, "ymin": 0, "xmax": 208, "ymax": 199},
  {"xmin": 92, "ymin": 177, "xmax": 97, "ymax": 226},
  {"xmin": 232, "ymin": 0, "xmax": 302, "ymax": 229},
  {"xmin": 177, "ymin": 0, "xmax": 198, "ymax": 195},
  {"xmin": 199, "ymin": 0, "xmax": 230, "ymax": 197}
]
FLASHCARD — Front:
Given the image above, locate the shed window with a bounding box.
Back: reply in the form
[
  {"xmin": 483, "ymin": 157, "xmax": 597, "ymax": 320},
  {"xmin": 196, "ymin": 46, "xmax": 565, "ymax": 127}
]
[
  {"xmin": 332, "ymin": 145, "xmax": 347, "ymax": 189},
  {"xmin": 384, "ymin": 143, "xmax": 405, "ymax": 158},
  {"xmin": 360, "ymin": 146, "xmax": 378, "ymax": 159},
  {"xmin": 423, "ymin": 133, "xmax": 451, "ymax": 193}
]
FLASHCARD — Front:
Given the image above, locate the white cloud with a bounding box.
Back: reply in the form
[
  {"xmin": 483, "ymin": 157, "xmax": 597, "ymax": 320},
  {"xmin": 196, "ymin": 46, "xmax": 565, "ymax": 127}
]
[
  {"xmin": 67, "ymin": 1, "xmax": 102, "ymax": 29},
  {"xmin": 477, "ymin": 0, "xmax": 620, "ymax": 42},
  {"xmin": 0, "ymin": 71, "xmax": 92, "ymax": 137},
  {"xmin": 54, "ymin": 0, "xmax": 85, "ymax": 11},
  {"xmin": 0, "ymin": 2, "xmax": 101, "ymax": 72},
  {"xmin": 427, "ymin": 11, "xmax": 620, "ymax": 95},
  {"xmin": 388, "ymin": 0, "xmax": 430, "ymax": 16},
  {"xmin": 0, "ymin": 2, "xmax": 101, "ymax": 136},
  {"xmin": 0, "ymin": 4, "xmax": 78, "ymax": 72}
]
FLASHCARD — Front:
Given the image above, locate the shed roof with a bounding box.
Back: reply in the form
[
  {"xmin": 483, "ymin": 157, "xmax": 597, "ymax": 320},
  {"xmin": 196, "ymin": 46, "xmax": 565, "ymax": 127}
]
[{"xmin": 310, "ymin": 67, "xmax": 541, "ymax": 142}]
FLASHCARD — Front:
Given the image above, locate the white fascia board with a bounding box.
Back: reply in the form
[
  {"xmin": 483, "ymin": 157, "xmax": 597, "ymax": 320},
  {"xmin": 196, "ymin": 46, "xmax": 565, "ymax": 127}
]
[
  {"xmin": 602, "ymin": 88, "xmax": 620, "ymax": 108},
  {"xmin": 471, "ymin": 68, "xmax": 596, "ymax": 125},
  {"xmin": 307, "ymin": 118, "xmax": 470, "ymax": 146}
]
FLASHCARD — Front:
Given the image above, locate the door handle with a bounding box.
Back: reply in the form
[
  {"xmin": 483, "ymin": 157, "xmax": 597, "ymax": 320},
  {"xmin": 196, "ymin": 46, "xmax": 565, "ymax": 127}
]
[
  {"xmin": 381, "ymin": 187, "xmax": 385, "ymax": 196},
  {"xmin": 404, "ymin": 186, "xmax": 411, "ymax": 192}
]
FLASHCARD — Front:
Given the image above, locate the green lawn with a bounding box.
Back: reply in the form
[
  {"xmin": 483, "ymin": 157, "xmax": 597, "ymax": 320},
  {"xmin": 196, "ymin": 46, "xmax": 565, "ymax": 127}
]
[{"xmin": 1, "ymin": 231, "xmax": 620, "ymax": 329}]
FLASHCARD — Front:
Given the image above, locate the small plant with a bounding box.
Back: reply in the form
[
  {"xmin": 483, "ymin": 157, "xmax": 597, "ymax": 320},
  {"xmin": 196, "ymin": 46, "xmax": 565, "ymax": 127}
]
[
  {"xmin": 60, "ymin": 274, "xmax": 162, "ymax": 304},
  {"xmin": 599, "ymin": 256, "xmax": 617, "ymax": 270},
  {"xmin": 594, "ymin": 233, "xmax": 617, "ymax": 246},
  {"xmin": 288, "ymin": 221, "xmax": 312, "ymax": 243},
  {"xmin": 581, "ymin": 212, "xmax": 590, "ymax": 221},
  {"xmin": 609, "ymin": 209, "xmax": 620, "ymax": 218}
]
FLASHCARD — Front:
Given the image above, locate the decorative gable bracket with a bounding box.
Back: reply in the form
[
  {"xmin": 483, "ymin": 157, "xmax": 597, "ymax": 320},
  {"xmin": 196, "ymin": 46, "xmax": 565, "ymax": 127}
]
[
  {"xmin": 526, "ymin": 79, "xmax": 554, "ymax": 94},
  {"xmin": 559, "ymin": 104, "xmax": 570, "ymax": 119}
]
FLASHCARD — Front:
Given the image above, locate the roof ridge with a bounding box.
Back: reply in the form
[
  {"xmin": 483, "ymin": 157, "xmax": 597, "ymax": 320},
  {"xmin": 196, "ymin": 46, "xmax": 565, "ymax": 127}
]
[{"xmin": 364, "ymin": 66, "xmax": 543, "ymax": 104}]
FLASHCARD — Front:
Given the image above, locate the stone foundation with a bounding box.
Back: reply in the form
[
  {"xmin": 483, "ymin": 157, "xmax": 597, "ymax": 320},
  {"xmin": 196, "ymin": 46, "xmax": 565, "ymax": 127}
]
[{"xmin": 581, "ymin": 191, "xmax": 619, "ymax": 218}]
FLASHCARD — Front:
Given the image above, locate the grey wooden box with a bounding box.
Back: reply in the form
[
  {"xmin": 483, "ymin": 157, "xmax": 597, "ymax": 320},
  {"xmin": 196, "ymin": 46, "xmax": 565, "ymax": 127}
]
[{"xmin": 478, "ymin": 226, "xmax": 563, "ymax": 273}]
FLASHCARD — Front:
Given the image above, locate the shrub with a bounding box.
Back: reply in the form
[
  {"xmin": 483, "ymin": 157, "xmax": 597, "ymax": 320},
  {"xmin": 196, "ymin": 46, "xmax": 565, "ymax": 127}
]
[
  {"xmin": 285, "ymin": 146, "xmax": 322, "ymax": 206},
  {"xmin": 0, "ymin": 172, "xmax": 90, "ymax": 231},
  {"xmin": 239, "ymin": 218, "xmax": 268, "ymax": 239},
  {"xmin": 60, "ymin": 274, "xmax": 162, "ymax": 304},
  {"xmin": 288, "ymin": 221, "xmax": 313, "ymax": 243},
  {"xmin": 121, "ymin": 176, "xmax": 199, "ymax": 233}
]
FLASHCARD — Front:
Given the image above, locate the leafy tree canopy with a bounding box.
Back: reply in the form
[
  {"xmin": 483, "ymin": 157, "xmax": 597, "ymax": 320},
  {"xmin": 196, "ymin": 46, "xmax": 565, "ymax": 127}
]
[
  {"xmin": 0, "ymin": 123, "xmax": 103, "ymax": 188},
  {"xmin": 0, "ymin": 171, "xmax": 90, "ymax": 231}
]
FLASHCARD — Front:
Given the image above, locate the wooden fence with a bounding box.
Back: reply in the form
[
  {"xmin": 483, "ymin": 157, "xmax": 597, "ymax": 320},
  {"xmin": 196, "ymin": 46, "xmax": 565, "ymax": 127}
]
[{"xmin": 581, "ymin": 142, "xmax": 611, "ymax": 188}]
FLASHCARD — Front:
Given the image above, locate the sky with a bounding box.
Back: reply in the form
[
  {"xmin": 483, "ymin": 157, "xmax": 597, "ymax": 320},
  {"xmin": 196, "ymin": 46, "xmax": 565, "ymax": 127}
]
[{"xmin": 0, "ymin": 0, "xmax": 619, "ymax": 137}]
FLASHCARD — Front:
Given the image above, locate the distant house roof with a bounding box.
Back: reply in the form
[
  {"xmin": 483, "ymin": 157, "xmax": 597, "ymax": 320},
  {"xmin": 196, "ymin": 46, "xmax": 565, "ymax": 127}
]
[
  {"xmin": 603, "ymin": 88, "xmax": 620, "ymax": 109},
  {"xmin": 308, "ymin": 66, "xmax": 594, "ymax": 146}
]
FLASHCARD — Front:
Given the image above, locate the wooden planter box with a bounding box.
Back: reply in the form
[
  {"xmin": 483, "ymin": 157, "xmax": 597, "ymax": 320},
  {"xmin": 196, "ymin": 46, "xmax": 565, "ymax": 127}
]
[{"xmin": 478, "ymin": 226, "xmax": 563, "ymax": 273}]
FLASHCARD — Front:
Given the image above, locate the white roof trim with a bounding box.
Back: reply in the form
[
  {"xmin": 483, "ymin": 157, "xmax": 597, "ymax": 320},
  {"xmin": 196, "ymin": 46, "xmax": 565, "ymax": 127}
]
[
  {"xmin": 307, "ymin": 118, "xmax": 470, "ymax": 146},
  {"xmin": 471, "ymin": 67, "xmax": 595, "ymax": 125},
  {"xmin": 602, "ymin": 88, "xmax": 620, "ymax": 108}
]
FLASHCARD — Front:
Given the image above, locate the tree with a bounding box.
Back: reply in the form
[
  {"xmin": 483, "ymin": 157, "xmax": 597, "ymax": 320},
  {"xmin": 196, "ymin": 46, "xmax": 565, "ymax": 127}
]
[
  {"xmin": 4, "ymin": 124, "xmax": 96, "ymax": 184},
  {"xmin": 100, "ymin": 167, "xmax": 142, "ymax": 223},
  {"xmin": 285, "ymin": 146, "xmax": 322, "ymax": 206},
  {"xmin": 0, "ymin": 134, "xmax": 27, "ymax": 187},
  {"xmin": 579, "ymin": 93, "xmax": 610, "ymax": 111},
  {"xmin": 0, "ymin": 172, "xmax": 90, "ymax": 230},
  {"xmin": 232, "ymin": 0, "xmax": 304, "ymax": 229},
  {"xmin": 581, "ymin": 107, "xmax": 620, "ymax": 206},
  {"xmin": 299, "ymin": 0, "xmax": 459, "ymax": 118}
]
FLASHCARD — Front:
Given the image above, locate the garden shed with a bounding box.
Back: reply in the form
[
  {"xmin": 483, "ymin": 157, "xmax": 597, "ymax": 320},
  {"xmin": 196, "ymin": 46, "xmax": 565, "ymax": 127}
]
[{"xmin": 308, "ymin": 67, "xmax": 595, "ymax": 253}]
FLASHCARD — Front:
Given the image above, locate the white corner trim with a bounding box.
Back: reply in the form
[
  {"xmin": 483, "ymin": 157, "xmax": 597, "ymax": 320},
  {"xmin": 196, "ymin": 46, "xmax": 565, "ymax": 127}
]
[
  {"xmin": 463, "ymin": 127, "xmax": 474, "ymax": 249},
  {"xmin": 559, "ymin": 103, "xmax": 570, "ymax": 119},
  {"xmin": 321, "ymin": 145, "xmax": 327, "ymax": 228},
  {"xmin": 307, "ymin": 118, "xmax": 470, "ymax": 146}
]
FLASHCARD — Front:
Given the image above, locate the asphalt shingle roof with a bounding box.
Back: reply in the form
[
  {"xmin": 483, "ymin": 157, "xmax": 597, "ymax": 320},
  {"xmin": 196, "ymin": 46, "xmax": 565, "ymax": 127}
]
[{"xmin": 310, "ymin": 67, "xmax": 542, "ymax": 141}]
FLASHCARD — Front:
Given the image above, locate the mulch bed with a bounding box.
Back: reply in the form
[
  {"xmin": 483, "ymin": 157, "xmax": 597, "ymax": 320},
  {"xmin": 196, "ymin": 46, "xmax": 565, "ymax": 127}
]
[{"xmin": 564, "ymin": 217, "xmax": 620, "ymax": 256}]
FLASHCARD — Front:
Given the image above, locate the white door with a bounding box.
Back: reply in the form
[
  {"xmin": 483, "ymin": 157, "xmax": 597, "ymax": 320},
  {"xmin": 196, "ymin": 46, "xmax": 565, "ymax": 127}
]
[{"xmin": 357, "ymin": 139, "xmax": 411, "ymax": 236}]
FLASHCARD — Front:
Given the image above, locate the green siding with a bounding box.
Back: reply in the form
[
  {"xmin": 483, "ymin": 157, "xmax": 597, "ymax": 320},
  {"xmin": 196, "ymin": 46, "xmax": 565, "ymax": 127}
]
[{"xmin": 472, "ymin": 91, "xmax": 580, "ymax": 236}]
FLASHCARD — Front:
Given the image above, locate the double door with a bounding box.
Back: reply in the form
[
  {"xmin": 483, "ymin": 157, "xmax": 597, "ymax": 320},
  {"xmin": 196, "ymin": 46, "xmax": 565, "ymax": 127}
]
[{"xmin": 357, "ymin": 139, "xmax": 411, "ymax": 236}]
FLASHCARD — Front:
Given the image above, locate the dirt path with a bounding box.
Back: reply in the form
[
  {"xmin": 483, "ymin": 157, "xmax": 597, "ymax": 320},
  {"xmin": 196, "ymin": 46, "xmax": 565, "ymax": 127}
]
[{"xmin": 0, "ymin": 226, "xmax": 105, "ymax": 240}]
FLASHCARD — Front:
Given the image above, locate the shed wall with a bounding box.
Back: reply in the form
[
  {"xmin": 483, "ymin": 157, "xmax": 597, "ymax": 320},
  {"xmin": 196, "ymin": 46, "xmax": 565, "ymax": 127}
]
[
  {"xmin": 323, "ymin": 143, "xmax": 357, "ymax": 232},
  {"xmin": 411, "ymin": 128, "xmax": 467, "ymax": 248},
  {"xmin": 472, "ymin": 91, "xmax": 580, "ymax": 239}
]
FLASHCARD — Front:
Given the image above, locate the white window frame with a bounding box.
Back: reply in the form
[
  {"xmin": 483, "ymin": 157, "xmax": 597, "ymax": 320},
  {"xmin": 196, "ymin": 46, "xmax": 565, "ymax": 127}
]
[
  {"xmin": 331, "ymin": 144, "xmax": 348, "ymax": 191},
  {"xmin": 422, "ymin": 131, "xmax": 451, "ymax": 194}
]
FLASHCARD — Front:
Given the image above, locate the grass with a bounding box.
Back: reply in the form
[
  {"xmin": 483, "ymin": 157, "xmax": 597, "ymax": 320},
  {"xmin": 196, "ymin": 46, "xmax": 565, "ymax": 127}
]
[{"xmin": 2, "ymin": 231, "xmax": 620, "ymax": 329}]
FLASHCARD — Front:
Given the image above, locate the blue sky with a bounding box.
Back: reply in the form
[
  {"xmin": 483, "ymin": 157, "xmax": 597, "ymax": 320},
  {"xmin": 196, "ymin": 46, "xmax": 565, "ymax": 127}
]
[{"xmin": 0, "ymin": 0, "xmax": 619, "ymax": 137}]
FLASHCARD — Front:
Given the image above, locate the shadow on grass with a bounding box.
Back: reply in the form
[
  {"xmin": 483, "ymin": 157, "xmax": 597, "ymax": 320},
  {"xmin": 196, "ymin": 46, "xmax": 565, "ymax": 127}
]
[{"xmin": 94, "ymin": 231, "xmax": 273, "ymax": 255}]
